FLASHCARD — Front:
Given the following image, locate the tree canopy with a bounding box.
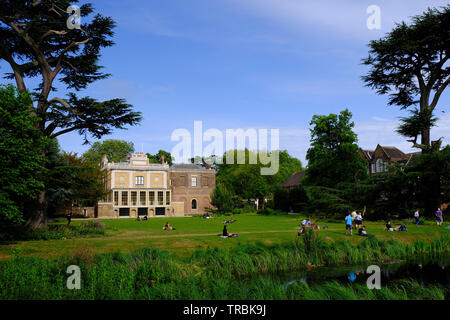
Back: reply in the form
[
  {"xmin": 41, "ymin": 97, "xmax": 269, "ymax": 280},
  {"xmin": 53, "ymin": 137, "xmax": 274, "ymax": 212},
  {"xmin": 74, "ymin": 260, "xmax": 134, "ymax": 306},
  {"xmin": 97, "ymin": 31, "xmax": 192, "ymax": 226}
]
[
  {"xmin": 83, "ymin": 139, "xmax": 134, "ymax": 164},
  {"xmin": 304, "ymin": 109, "xmax": 368, "ymax": 187},
  {"xmin": 362, "ymin": 5, "xmax": 450, "ymax": 151},
  {"xmin": 0, "ymin": 85, "xmax": 48, "ymax": 224},
  {"xmin": 0, "ymin": 0, "xmax": 142, "ymax": 143},
  {"xmin": 146, "ymin": 150, "xmax": 173, "ymax": 166},
  {"xmin": 214, "ymin": 149, "xmax": 302, "ymax": 210},
  {"xmin": 0, "ymin": 1, "xmax": 142, "ymax": 226}
]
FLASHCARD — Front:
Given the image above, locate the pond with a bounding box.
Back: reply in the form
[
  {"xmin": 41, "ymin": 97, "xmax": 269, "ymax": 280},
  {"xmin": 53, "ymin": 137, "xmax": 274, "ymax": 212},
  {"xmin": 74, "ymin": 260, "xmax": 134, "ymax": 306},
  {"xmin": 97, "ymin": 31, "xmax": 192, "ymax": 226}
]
[{"xmin": 276, "ymin": 254, "xmax": 449, "ymax": 289}]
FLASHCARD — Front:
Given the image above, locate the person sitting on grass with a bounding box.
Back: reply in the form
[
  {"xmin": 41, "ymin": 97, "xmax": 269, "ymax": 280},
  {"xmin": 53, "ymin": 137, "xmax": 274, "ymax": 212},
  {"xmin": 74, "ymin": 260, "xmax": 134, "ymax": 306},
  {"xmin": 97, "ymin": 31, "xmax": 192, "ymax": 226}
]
[
  {"xmin": 163, "ymin": 221, "xmax": 175, "ymax": 230},
  {"xmin": 223, "ymin": 219, "xmax": 236, "ymax": 224},
  {"xmin": 385, "ymin": 220, "xmax": 402, "ymax": 231},
  {"xmin": 222, "ymin": 225, "xmax": 229, "ymax": 237},
  {"xmin": 358, "ymin": 225, "xmax": 371, "ymax": 237}
]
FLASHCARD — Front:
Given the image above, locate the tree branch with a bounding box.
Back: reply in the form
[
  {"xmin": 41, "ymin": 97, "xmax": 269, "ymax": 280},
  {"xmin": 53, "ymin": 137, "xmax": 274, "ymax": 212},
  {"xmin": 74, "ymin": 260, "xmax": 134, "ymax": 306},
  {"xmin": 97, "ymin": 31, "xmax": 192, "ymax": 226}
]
[
  {"xmin": 429, "ymin": 75, "xmax": 450, "ymax": 110},
  {"xmin": 39, "ymin": 29, "xmax": 68, "ymax": 42}
]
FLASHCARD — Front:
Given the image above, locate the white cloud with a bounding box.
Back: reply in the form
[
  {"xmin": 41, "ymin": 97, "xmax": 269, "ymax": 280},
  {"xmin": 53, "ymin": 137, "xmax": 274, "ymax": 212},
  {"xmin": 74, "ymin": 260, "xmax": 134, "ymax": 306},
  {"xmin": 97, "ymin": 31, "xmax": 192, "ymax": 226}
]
[
  {"xmin": 278, "ymin": 113, "xmax": 450, "ymax": 164},
  {"xmin": 226, "ymin": 0, "xmax": 450, "ymax": 40}
]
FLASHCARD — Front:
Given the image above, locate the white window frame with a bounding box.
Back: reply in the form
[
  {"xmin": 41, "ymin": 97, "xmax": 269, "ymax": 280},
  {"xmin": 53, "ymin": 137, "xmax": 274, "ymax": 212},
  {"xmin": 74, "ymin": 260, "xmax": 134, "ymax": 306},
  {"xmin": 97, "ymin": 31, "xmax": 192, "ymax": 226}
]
[{"xmin": 136, "ymin": 176, "xmax": 144, "ymax": 185}]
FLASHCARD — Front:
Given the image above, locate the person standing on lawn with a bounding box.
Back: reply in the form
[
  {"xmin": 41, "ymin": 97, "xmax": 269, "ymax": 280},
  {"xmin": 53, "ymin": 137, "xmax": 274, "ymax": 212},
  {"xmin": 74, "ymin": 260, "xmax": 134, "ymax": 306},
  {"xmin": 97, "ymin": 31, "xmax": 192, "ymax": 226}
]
[
  {"xmin": 351, "ymin": 210, "xmax": 357, "ymax": 230},
  {"xmin": 414, "ymin": 209, "xmax": 420, "ymax": 226},
  {"xmin": 355, "ymin": 212, "xmax": 363, "ymax": 229},
  {"xmin": 436, "ymin": 208, "xmax": 443, "ymax": 226},
  {"xmin": 345, "ymin": 213, "xmax": 353, "ymax": 236}
]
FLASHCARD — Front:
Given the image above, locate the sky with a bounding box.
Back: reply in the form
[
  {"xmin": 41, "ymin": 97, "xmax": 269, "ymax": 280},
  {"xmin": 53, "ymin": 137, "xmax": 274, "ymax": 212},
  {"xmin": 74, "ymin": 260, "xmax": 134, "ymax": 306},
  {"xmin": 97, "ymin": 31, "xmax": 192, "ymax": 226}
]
[{"xmin": 1, "ymin": 0, "xmax": 450, "ymax": 165}]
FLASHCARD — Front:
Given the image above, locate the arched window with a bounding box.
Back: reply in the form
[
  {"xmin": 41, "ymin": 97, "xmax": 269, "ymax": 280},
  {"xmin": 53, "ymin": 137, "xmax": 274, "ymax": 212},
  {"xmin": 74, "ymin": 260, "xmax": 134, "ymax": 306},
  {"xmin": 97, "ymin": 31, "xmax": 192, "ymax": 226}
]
[{"xmin": 191, "ymin": 199, "xmax": 197, "ymax": 210}]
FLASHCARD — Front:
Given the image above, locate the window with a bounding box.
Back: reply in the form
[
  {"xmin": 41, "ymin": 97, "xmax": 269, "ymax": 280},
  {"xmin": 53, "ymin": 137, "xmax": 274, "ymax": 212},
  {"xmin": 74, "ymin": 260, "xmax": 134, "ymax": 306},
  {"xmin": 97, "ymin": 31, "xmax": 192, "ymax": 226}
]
[
  {"xmin": 166, "ymin": 191, "xmax": 170, "ymax": 205},
  {"xmin": 119, "ymin": 208, "xmax": 130, "ymax": 216},
  {"xmin": 131, "ymin": 191, "xmax": 137, "ymax": 206},
  {"xmin": 371, "ymin": 163, "xmax": 375, "ymax": 174},
  {"xmin": 149, "ymin": 192, "xmax": 155, "ymax": 205},
  {"xmin": 121, "ymin": 191, "xmax": 128, "ymax": 206},
  {"xmin": 384, "ymin": 161, "xmax": 389, "ymax": 172},
  {"xmin": 192, "ymin": 199, "xmax": 197, "ymax": 210},
  {"xmin": 140, "ymin": 191, "xmax": 146, "ymax": 205},
  {"xmin": 157, "ymin": 191, "xmax": 163, "ymax": 205},
  {"xmin": 136, "ymin": 176, "xmax": 144, "ymax": 185},
  {"xmin": 114, "ymin": 191, "xmax": 119, "ymax": 206},
  {"xmin": 376, "ymin": 159, "xmax": 384, "ymax": 173},
  {"xmin": 191, "ymin": 177, "xmax": 197, "ymax": 187}
]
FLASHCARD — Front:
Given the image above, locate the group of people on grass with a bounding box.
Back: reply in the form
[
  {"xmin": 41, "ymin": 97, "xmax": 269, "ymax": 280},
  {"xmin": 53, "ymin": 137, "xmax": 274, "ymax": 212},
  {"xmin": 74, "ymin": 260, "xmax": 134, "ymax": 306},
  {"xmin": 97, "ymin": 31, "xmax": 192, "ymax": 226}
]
[
  {"xmin": 343, "ymin": 207, "xmax": 445, "ymax": 236},
  {"xmin": 344, "ymin": 210, "xmax": 371, "ymax": 236}
]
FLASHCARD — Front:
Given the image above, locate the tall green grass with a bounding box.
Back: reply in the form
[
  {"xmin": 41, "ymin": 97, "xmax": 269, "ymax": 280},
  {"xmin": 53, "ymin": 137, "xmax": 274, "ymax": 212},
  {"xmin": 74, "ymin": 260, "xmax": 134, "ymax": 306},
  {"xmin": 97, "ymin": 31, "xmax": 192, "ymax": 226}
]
[{"xmin": 0, "ymin": 234, "xmax": 447, "ymax": 300}]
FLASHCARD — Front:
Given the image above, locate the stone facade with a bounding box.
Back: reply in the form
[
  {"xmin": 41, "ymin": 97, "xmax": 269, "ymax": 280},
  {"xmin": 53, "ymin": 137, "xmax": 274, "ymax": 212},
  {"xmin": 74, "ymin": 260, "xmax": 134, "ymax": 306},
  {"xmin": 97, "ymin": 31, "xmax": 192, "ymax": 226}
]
[{"xmin": 97, "ymin": 153, "xmax": 215, "ymax": 218}]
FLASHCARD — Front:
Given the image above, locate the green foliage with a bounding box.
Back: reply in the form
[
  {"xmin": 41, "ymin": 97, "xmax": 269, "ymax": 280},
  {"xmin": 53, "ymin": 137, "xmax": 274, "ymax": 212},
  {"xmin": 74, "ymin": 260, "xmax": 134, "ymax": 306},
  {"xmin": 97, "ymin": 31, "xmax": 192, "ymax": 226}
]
[
  {"xmin": 0, "ymin": 237, "xmax": 447, "ymax": 299},
  {"xmin": 215, "ymin": 149, "xmax": 302, "ymax": 210},
  {"xmin": 362, "ymin": 6, "xmax": 450, "ymax": 147},
  {"xmin": 368, "ymin": 145, "xmax": 450, "ymax": 217},
  {"xmin": 0, "ymin": 1, "xmax": 143, "ymax": 142},
  {"xmin": 397, "ymin": 108, "xmax": 438, "ymax": 144},
  {"xmin": 0, "ymin": 85, "xmax": 48, "ymax": 224},
  {"xmin": 46, "ymin": 144, "xmax": 107, "ymax": 215},
  {"xmin": 211, "ymin": 183, "xmax": 235, "ymax": 214},
  {"xmin": 146, "ymin": 150, "xmax": 173, "ymax": 166},
  {"xmin": 304, "ymin": 109, "xmax": 368, "ymax": 187},
  {"xmin": 83, "ymin": 139, "xmax": 134, "ymax": 163}
]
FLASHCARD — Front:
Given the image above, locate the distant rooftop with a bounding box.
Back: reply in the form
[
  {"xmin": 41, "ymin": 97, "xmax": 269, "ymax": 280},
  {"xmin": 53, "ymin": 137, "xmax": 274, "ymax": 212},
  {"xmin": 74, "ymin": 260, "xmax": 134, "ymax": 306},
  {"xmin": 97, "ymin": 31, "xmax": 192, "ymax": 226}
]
[{"xmin": 170, "ymin": 163, "xmax": 213, "ymax": 171}]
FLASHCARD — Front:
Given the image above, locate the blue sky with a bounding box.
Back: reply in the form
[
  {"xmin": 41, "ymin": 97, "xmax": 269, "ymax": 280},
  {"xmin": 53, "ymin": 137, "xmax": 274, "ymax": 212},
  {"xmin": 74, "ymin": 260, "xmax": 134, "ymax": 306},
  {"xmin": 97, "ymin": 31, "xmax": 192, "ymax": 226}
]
[{"xmin": 2, "ymin": 0, "xmax": 450, "ymax": 164}]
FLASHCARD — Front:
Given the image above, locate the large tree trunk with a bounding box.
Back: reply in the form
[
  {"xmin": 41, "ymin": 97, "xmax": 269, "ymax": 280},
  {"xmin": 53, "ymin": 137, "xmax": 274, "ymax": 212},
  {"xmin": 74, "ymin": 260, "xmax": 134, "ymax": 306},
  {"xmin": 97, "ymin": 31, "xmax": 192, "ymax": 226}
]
[
  {"xmin": 25, "ymin": 191, "xmax": 48, "ymax": 228},
  {"xmin": 421, "ymin": 128, "xmax": 431, "ymax": 153}
]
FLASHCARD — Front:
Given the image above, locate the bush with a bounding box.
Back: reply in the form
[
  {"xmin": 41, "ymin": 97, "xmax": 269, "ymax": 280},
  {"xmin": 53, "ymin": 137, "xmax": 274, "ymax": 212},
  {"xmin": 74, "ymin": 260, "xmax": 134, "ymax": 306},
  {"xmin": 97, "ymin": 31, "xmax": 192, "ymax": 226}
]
[{"xmin": 23, "ymin": 222, "xmax": 106, "ymax": 240}]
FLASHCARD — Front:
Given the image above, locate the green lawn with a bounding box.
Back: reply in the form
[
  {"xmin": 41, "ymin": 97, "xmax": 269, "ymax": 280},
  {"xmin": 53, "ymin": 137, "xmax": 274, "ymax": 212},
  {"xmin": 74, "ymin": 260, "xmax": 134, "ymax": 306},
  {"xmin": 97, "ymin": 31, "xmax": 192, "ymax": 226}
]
[{"xmin": 0, "ymin": 214, "xmax": 447, "ymax": 260}]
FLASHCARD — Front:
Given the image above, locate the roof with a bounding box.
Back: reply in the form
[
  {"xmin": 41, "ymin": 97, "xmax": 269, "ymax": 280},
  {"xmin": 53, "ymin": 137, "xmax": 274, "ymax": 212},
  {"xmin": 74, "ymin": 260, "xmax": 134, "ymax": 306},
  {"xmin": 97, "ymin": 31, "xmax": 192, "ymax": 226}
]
[
  {"xmin": 379, "ymin": 146, "xmax": 409, "ymax": 162},
  {"xmin": 359, "ymin": 149, "xmax": 374, "ymax": 161},
  {"xmin": 104, "ymin": 163, "xmax": 169, "ymax": 171},
  {"xmin": 170, "ymin": 163, "xmax": 214, "ymax": 172},
  {"xmin": 281, "ymin": 171, "xmax": 306, "ymax": 188}
]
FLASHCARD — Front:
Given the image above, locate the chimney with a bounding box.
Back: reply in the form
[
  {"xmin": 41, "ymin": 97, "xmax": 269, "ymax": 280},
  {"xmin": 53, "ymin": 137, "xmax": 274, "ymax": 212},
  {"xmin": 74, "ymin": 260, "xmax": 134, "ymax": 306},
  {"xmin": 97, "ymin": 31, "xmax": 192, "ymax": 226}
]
[
  {"xmin": 101, "ymin": 154, "xmax": 108, "ymax": 167},
  {"xmin": 161, "ymin": 154, "xmax": 165, "ymax": 165},
  {"xmin": 206, "ymin": 159, "xmax": 212, "ymax": 170}
]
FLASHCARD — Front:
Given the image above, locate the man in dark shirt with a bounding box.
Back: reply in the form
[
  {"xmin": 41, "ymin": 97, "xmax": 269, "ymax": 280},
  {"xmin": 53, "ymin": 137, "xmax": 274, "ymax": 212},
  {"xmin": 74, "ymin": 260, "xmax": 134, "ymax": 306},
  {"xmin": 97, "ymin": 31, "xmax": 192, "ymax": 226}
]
[{"xmin": 222, "ymin": 225, "xmax": 229, "ymax": 237}]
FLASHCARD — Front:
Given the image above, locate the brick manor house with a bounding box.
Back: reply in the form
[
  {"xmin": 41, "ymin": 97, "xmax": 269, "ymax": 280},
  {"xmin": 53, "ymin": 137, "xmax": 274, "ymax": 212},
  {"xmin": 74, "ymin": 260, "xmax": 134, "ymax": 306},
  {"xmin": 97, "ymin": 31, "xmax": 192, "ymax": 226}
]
[
  {"xmin": 96, "ymin": 152, "xmax": 216, "ymax": 218},
  {"xmin": 282, "ymin": 144, "xmax": 420, "ymax": 189}
]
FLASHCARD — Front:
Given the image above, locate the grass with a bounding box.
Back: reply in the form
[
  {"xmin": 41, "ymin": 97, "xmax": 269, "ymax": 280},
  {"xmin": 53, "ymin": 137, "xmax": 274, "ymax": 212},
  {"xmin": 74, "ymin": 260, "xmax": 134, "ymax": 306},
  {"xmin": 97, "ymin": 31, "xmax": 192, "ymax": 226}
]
[
  {"xmin": 1, "ymin": 214, "xmax": 447, "ymax": 300},
  {"xmin": 0, "ymin": 238, "xmax": 447, "ymax": 300},
  {"xmin": 0, "ymin": 214, "xmax": 447, "ymax": 261}
]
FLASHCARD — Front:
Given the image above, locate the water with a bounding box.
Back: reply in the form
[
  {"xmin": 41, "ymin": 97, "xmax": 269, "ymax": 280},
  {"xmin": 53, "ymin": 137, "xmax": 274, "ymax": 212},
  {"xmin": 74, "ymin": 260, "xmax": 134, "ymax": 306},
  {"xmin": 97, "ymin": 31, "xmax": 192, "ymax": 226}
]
[{"xmin": 277, "ymin": 254, "xmax": 449, "ymax": 289}]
